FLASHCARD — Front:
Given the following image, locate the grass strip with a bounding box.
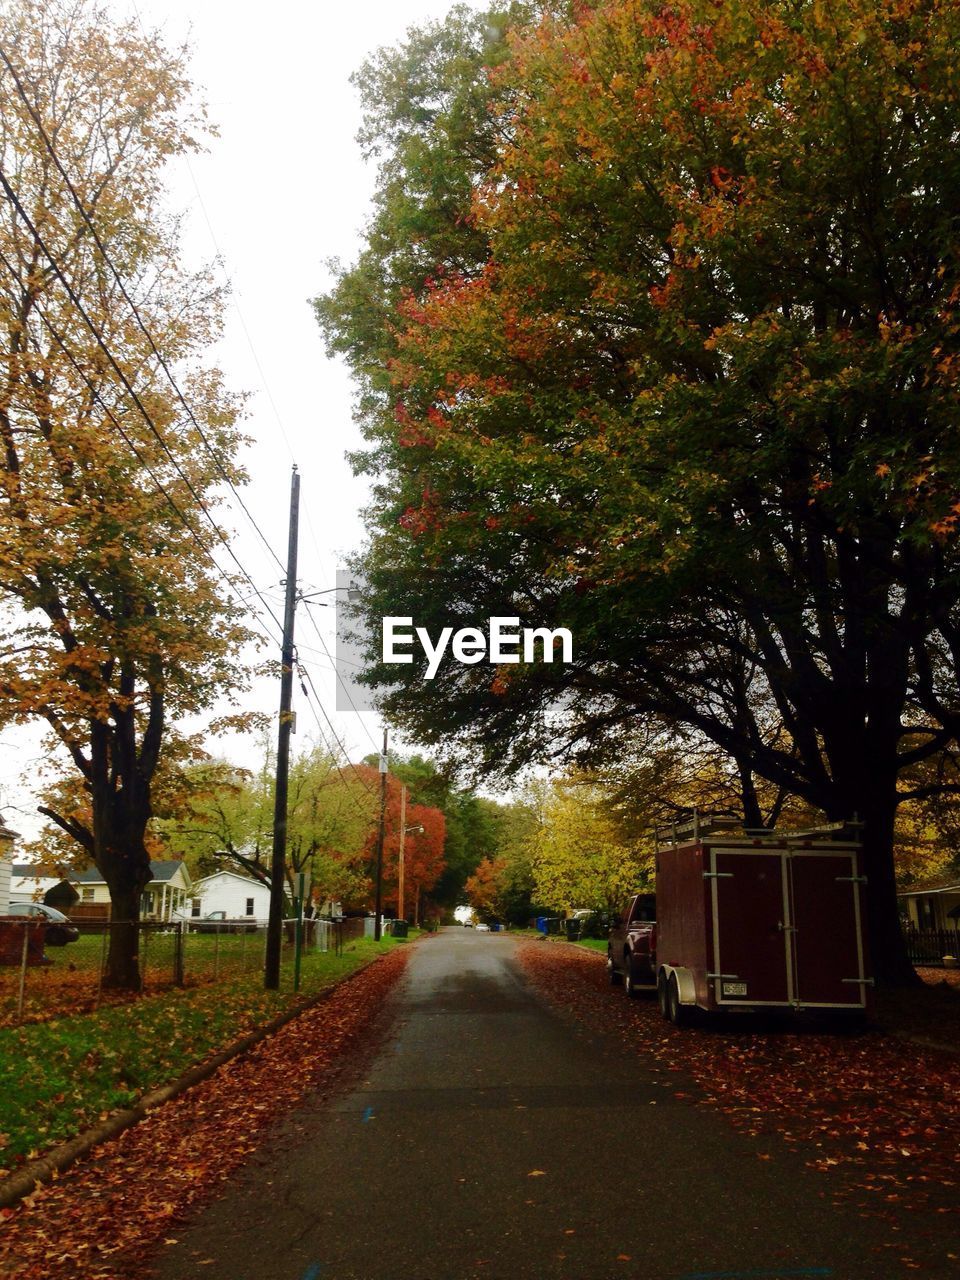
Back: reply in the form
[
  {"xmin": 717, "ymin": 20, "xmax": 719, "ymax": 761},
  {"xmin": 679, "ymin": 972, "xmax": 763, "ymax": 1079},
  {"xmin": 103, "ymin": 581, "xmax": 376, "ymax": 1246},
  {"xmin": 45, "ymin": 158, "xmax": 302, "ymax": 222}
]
[{"xmin": 0, "ymin": 936, "xmax": 406, "ymax": 1172}]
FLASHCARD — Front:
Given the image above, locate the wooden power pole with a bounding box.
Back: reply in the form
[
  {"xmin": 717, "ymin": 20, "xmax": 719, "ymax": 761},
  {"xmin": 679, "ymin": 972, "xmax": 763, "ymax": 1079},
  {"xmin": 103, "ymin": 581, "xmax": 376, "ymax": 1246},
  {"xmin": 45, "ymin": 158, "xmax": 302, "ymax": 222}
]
[
  {"xmin": 265, "ymin": 466, "xmax": 300, "ymax": 989},
  {"xmin": 373, "ymin": 727, "xmax": 388, "ymax": 941}
]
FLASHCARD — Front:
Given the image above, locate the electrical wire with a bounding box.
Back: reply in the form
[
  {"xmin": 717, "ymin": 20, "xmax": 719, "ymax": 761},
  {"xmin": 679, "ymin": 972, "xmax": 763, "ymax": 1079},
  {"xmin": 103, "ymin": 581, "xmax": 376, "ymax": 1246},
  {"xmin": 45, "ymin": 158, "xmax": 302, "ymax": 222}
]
[
  {"xmin": 295, "ymin": 658, "xmax": 378, "ymax": 795},
  {"xmin": 0, "ymin": 42, "xmax": 288, "ymax": 578},
  {"xmin": 294, "ymin": 659, "xmax": 379, "ymax": 815},
  {"xmin": 0, "ymin": 244, "xmax": 284, "ymax": 649},
  {"xmin": 299, "ymin": 599, "xmax": 381, "ymax": 751},
  {"xmin": 0, "ymin": 164, "xmax": 289, "ymax": 644}
]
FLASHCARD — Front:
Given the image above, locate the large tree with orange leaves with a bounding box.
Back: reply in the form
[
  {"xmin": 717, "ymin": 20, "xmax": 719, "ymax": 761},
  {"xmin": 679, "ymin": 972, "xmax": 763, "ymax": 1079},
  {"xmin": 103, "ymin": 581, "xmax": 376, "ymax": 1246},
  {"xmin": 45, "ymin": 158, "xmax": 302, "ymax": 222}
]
[
  {"xmin": 352, "ymin": 765, "xmax": 447, "ymax": 920},
  {"xmin": 0, "ymin": 0, "xmax": 250, "ymax": 987},
  {"xmin": 320, "ymin": 0, "xmax": 960, "ymax": 984}
]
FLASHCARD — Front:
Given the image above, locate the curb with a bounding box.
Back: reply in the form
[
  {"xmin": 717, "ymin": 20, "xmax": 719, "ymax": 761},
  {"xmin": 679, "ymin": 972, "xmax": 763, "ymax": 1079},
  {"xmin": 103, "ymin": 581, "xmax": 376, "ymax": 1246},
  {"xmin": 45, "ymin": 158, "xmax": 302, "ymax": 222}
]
[{"xmin": 0, "ymin": 952, "xmax": 390, "ymax": 1211}]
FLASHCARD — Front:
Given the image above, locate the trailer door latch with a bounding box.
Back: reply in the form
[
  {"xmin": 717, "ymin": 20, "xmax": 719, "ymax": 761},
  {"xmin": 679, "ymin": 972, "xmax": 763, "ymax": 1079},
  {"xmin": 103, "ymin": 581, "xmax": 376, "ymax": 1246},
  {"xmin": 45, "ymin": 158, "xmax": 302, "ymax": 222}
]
[
  {"xmin": 841, "ymin": 977, "xmax": 875, "ymax": 986},
  {"xmin": 703, "ymin": 871, "xmax": 734, "ymax": 879},
  {"xmin": 835, "ymin": 875, "xmax": 868, "ymax": 884},
  {"xmin": 777, "ymin": 923, "xmax": 798, "ymax": 932}
]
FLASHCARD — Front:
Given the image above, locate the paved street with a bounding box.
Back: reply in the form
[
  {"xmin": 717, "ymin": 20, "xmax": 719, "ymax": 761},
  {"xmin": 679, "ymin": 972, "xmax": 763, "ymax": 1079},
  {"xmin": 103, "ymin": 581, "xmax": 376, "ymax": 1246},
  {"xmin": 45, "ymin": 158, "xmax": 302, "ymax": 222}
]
[{"xmin": 152, "ymin": 930, "xmax": 906, "ymax": 1280}]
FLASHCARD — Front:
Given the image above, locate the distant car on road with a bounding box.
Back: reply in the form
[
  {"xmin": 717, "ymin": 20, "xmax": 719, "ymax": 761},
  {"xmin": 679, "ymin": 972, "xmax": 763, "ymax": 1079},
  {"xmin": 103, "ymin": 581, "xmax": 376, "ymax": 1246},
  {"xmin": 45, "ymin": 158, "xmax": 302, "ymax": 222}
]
[
  {"xmin": 475, "ymin": 922, "xmax": 490, "ymax": 932},
  {"xmin": 6, "ymin": 902, "xmax": 80, "ymax": 946}
]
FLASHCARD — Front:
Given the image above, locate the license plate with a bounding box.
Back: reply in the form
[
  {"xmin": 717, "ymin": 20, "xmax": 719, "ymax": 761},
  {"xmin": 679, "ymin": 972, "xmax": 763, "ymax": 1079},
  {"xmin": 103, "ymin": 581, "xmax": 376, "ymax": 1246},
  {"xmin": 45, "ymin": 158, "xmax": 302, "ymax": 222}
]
[{"xmin": 722, "ymin": 981, "xmax": 748, "ymax": 997}]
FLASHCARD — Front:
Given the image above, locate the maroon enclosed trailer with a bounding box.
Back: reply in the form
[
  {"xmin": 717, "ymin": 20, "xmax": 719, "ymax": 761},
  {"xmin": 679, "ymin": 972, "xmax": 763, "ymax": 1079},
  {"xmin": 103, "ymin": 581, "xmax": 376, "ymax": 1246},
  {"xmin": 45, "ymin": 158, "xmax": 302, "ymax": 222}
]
[{"xmin": 653, "ymin": 818, "xmax": 871, "ymax": 1025}]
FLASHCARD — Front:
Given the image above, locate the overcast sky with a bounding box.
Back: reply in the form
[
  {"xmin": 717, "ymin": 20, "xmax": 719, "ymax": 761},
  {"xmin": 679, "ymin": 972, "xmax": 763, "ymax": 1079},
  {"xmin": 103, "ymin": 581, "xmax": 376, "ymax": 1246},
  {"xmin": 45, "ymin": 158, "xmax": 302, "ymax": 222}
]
[{"xmin": 0, "ymin": 0, "xmax": 489, "ymax": 837}]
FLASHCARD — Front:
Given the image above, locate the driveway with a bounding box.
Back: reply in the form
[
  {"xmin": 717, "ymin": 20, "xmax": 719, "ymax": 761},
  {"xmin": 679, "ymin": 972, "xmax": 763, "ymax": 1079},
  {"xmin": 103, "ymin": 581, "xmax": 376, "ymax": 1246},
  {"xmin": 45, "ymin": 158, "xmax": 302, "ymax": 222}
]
[{"xmin": 151, "ymin": 928, "xmax": 905, "ymax": 1279}]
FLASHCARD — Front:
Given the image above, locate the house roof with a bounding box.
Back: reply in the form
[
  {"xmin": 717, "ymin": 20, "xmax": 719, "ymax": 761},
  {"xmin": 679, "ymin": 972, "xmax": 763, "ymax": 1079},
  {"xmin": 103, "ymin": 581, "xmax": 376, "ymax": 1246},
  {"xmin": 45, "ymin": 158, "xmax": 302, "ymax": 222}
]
[
  {"xmin": 193, "ymin": 870, "xmax": 270, "ymax": 890},
  {"xmin": 74, "ymin": 859, "xmax": 187, "ymax": 885},
  {"xmin": 0, "ymin": 822, "xmax": 20, "ymax": 842},
  {"xmin": 11, "ymin": 865, "xmax": 63, "ymax": 880},
  {"xmin": 898, "ymin": 875, "xmax": 960, "ymax": 897}
]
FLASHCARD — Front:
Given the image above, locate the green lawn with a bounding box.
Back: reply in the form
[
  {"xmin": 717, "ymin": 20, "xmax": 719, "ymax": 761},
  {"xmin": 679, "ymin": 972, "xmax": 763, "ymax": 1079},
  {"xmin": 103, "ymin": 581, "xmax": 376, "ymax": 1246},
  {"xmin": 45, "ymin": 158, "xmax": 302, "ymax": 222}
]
[
  {"xmin": 574, "ymin": 938, "xmax": 609, "ymax": 953},
  {"xmin": 0, "ymin": 935, "xmax": 408, "ymax": 1174}
]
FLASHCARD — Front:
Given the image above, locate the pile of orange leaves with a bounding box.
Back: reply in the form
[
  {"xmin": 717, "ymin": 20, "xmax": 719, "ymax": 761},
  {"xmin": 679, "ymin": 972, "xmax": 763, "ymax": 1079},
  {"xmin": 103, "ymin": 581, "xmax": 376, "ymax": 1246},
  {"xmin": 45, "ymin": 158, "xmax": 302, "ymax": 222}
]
[
  {"xmin": 0, "ymin": 947, "xmax": 411, "ymax": 1280},
  {"xmin": 520, "ymin": 943, "xmax": 960, "ymax": 1272}
]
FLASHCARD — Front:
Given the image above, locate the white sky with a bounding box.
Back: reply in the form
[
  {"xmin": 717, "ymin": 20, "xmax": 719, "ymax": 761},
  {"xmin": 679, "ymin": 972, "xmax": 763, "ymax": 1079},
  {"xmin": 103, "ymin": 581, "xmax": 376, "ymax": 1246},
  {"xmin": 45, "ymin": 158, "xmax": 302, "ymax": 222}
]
[{"xmin": 0, "ymin": 0, "xmax": 489, "ymax": 839}]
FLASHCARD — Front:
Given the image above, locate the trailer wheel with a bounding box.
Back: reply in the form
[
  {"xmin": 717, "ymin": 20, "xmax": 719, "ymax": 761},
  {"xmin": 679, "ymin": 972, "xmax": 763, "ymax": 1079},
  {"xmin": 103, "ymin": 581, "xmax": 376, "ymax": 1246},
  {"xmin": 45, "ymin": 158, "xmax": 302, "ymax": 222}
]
[
  {"xmin": 667, "ymin": 974, "xmax": 693, "ymax": 1027},
  {"xmin": 607, "ymin": 949, "xmax": 623, "ymax": 985},
  {"xmin": 657, "ymin": 970, "xmax": 670, "ymax": 1020}
]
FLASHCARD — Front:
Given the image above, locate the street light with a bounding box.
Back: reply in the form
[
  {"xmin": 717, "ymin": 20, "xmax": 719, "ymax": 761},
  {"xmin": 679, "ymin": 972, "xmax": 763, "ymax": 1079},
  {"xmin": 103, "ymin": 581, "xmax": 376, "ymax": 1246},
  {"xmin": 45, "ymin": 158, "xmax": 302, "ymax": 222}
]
[{"xmin": 298, "ymin": 584, "xmax": 362, "ymax": 607}]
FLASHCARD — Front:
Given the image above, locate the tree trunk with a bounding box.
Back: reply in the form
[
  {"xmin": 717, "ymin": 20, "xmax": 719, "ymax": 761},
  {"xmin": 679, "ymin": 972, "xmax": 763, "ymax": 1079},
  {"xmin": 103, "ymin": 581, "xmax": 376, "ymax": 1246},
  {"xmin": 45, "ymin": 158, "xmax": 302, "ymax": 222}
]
[
  {"xmin": 102, "ymin": 878, "xmax": 146, "ymax": 991},
  {"xmin": 859, "ymin": 796, "xmax": 921, "ymax": 988}
]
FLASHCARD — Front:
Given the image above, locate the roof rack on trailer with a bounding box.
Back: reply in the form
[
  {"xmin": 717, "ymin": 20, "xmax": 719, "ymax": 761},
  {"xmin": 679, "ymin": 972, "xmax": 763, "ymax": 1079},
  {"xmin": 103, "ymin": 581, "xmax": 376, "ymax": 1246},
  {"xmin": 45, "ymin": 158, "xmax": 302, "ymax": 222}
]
[
  {"xmin": 654, "ymin": 812, "xmax": 864, "ymax": 851},
  {"xmin": 776, "ymin": 819, "xmax": 863, "ymax": 843},
  {"xmin": 654, "ymin": 810, "xmax": 740, "ymax": 850}
]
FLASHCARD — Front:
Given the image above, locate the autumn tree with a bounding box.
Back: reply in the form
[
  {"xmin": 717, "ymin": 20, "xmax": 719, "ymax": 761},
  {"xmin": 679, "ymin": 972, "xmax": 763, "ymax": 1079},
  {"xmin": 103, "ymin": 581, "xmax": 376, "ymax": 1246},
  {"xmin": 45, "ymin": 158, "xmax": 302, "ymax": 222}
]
[
  {"xmin": 377, "ymin": 751, "xmax": 502, "ymax": 905},
  {"xmin": 319, "ymin": 0, "xmax": 960, "ymax": 985},
  {"xmin": 159, "ymin": 745, "xmax": 377, "ymax": 909},
  {"xmin": 353, "ymin": 763, "xmax": 447, "ymax": 920},
  {"xmin": 0, "ymin": 0, "xmax": 251, "ymax": 987},
  {"xmin": 529, "ymin": 774, "xmax": 652, "ymax": 915},
  {"xmin": 464, "ymin": 856, "xmax": 508, "ymax": 919}
]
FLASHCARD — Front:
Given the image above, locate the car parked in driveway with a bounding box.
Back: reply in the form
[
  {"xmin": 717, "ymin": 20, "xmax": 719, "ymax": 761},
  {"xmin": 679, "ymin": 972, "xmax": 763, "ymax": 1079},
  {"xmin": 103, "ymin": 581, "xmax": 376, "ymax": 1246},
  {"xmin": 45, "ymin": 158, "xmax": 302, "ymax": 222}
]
[{"xmin": 6, "ymin": 901, "xmax": 80, "ymax": 946}]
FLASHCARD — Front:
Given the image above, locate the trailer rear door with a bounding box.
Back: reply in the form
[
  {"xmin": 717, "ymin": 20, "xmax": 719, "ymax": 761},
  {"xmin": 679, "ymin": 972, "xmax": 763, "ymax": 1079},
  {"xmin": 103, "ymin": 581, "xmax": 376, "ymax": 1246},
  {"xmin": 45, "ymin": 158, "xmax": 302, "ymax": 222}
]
[
  {"xmin": 789, "ymin": 851, "xmax": 867, "ymax": 1008},
  {"xmin": 710, "ymin": 849, "xmax": 792, "ymax": 1006}
]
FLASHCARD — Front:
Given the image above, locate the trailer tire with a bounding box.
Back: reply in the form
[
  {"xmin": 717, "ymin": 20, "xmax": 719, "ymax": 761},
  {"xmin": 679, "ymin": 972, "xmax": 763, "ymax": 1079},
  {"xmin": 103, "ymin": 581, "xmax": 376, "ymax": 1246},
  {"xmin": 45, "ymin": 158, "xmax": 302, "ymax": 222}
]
[
  {"xmin": 607, "ymin": 950, "xmax": 623, "ymax": 985},
  {"xmin": 667, "ymin": 974, "xmax": 693, "ymax": 1028}
]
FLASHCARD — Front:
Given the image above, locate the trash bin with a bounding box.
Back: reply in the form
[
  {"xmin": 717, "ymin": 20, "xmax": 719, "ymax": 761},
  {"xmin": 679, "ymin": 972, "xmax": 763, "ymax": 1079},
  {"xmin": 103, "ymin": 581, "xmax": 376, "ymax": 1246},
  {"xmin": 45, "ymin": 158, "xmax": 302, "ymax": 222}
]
[{"xmin": 391, "ymin": 919, "xmax": 409, "ymax": 938}]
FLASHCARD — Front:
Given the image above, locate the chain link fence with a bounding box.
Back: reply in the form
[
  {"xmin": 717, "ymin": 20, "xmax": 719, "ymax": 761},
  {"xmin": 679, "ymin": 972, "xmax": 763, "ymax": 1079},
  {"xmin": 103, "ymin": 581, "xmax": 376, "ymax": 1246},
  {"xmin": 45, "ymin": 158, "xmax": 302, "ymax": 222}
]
[{"xmin": 0, "ymin": 915, "xmax": 370, "ymax": 1027}]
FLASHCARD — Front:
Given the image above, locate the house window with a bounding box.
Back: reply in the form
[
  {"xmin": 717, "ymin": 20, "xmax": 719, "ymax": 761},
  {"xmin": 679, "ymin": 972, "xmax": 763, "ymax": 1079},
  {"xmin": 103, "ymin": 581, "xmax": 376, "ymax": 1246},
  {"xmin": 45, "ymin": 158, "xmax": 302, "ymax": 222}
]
[
  {"xmin": 82, "ymin": 888, "xmax": 94, "ymax": 902},
  {"xmin": 245, "ymin": 898, "xmax": 255, "ymax": 916},
  {"xmin": 191, "ymin": 898, "xmax": 201, "ymax": 918}
]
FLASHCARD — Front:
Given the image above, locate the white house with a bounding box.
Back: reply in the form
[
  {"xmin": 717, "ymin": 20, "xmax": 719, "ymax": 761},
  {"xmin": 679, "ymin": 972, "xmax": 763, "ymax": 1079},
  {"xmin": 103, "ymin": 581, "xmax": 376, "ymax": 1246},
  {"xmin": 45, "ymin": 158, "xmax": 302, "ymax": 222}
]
[
  {"xmin": 9, "ymin": 864, "xmax": 63, "ymax": 905},
  {"xmin": 899, "ymin": 875, "xmax": 960, "ymax": 931},
  {"xmin": 177, "ymin": 870, "xmax": 272, "ymax": 924},
  {"xmin": 0, "ymin": 819, "xmax": 18, "ymax": 913},
  {"xmin": 73, "ymin": 859, "xmax": 192, "ymax": 921}
]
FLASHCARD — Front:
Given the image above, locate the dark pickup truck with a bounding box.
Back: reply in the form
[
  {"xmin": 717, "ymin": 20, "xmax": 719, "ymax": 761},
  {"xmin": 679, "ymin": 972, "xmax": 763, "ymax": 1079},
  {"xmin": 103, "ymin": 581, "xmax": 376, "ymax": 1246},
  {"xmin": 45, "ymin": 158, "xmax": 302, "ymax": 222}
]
[{"xmin": 607, "ymin": 892, "xmax": 657, "ymax": 995}]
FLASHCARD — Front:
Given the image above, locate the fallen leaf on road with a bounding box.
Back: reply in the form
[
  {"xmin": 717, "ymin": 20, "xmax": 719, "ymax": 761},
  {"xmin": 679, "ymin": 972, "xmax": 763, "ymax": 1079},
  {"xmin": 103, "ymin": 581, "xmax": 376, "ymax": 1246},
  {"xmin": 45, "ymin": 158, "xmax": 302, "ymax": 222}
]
[
  {"xmin": 527, "ymin": 1169, "xmax": 546, "ymax": 1177},
  {"xmin": 0, "ymin": 949, "xmax": 413, "ymax": 1280}
]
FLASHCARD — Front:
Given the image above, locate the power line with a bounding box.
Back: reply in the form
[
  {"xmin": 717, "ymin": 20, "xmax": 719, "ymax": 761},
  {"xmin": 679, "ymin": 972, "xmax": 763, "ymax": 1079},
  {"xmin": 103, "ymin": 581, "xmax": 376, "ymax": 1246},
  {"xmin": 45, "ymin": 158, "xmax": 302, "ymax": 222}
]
[
  {"xmin": 0, "ymin": 166, "xmax": 285, "ymax": 644},
  {"xmin": 300, "ymin": 599, "xmax": 380, "ymax": 751},
  {"xmin": 295, "ymin": 658, "xmax": 377, "ymax": 799},
  {"xmin": 0, "ymin": 42, "xmax": 287, "ymax": 578},
  {"xmin": 0, "ymin": 245, "xmax": 284, "ymax": 650}
]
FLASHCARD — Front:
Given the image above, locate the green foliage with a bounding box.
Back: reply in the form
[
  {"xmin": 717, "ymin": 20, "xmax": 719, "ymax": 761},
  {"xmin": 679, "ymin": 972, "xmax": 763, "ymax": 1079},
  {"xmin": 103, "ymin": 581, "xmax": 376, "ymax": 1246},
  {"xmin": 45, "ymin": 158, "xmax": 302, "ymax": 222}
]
[
  {"xmin": 158, "ymin": 744, "xmax": 377, "ymax": 907},
  {"xmin": 0, "ymin": 937, "xmax": 398, "ymax": 1171},
  {"xmin": 316, "ymin": 0, "xmax": 960, "ymax": 983},
  {"xmin": 529, "ymin": 774, "xmax": 652, "ymax": 913}
]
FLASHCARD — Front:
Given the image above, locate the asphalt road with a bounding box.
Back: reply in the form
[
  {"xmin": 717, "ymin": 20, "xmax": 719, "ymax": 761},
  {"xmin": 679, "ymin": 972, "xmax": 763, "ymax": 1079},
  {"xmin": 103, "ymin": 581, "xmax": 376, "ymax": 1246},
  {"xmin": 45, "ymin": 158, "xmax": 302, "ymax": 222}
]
[{"xmin": 151, "ymin": 929, "xmax": 909, "ymax": 1280}]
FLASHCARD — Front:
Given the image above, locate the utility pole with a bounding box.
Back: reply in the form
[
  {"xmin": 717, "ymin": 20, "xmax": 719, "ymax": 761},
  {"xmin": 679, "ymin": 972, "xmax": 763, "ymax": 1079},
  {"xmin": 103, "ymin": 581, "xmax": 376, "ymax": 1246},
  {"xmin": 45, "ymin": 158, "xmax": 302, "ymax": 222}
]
[
  {"xmin": 373, "ymin": 727, "xmax": 388, "ymax": 941},
  {"xmin": 265, "ymin": 466, "xmax": 300, "ymax": 989},
  {"xmin": 397, "ymin": 783, "xmax": 407, "ymax": 922}
]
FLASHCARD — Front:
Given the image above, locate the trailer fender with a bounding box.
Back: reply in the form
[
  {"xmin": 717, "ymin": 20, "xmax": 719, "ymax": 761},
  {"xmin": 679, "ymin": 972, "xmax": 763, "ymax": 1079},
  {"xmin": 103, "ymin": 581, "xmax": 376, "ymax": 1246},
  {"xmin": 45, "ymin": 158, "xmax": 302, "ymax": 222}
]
[{"xmin": 658, "ymin": 964, "xmax": 696, "ymax": 1006}]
